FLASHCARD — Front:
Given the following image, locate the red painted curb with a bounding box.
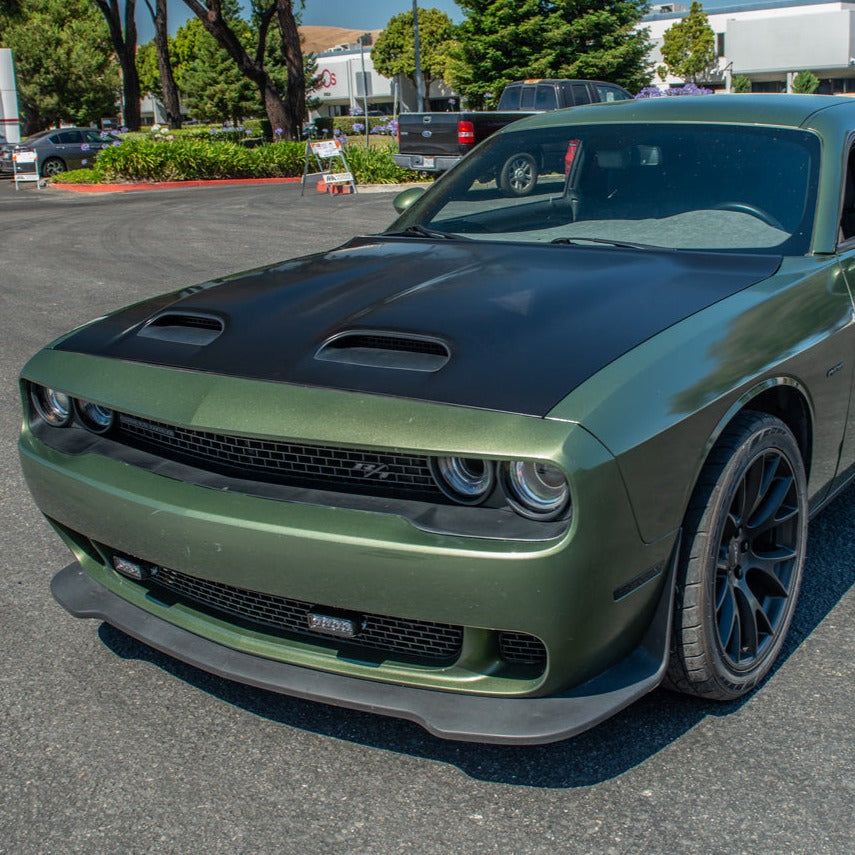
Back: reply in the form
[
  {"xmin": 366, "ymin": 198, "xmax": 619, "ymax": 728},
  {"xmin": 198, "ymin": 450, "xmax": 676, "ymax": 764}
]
[{"xmin": 51, "ymin": 176, "xmax": 304, "ymax": 193}]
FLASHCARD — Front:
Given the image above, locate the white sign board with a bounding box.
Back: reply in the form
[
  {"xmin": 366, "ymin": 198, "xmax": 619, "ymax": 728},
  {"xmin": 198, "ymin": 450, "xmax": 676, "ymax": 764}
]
[
  {"xmin": 310, "ymin": 139, "xmax": 342, "ymax": 159},
  {"xmin": 12, "ymin": 150, "xmax": 37, "ymax": 163},
  {"xmin": 325, "ymin": 172, "xmax": 354, "ymax": 184}
]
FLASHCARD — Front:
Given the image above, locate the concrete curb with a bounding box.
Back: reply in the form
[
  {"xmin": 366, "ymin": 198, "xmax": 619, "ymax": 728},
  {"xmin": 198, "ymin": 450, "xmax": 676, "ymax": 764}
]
[{"xmin": 50, "ymin": 178, "xmax": 431, "ymax": 195}]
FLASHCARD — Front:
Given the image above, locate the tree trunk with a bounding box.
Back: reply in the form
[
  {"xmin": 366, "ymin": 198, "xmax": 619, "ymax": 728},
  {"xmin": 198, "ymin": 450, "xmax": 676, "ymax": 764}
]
[
  {"xmin": 94, "ymin": 0, "xmax": 141, "ymax": 130},
  {"xmin": 181, "ymin": 0, "xmax": 293, "ymax": 139},
  {"xmin": 275, "ymin": 0, "xmax": 305, "ymax": 140},
  {"xmin": 151, "ymin": 0, "xmax": 182, "ymax": 128}
]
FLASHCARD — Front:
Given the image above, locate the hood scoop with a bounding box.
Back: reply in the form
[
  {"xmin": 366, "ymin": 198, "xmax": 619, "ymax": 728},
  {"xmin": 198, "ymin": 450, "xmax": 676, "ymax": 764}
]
[
  {"xmin": 137, "ymin": 311, "xmax": 224, "ymax": 346},
  {"xmin": 315, "ymin": 331, "xmax": 450, "ymax": 372}
]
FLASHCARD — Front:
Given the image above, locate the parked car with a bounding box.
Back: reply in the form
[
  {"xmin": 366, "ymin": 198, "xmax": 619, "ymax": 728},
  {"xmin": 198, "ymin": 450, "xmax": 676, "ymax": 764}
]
[
  {"xmin": 19, "ymin": 95, "xmax": 853, "ymax": 743},
  {"xmin": 0, "ymin": 127, "xmax": 121, "ymax": 176},
  {"xmin": 394, "ymin": 78, "xmax": 631, "ymax": 192}
]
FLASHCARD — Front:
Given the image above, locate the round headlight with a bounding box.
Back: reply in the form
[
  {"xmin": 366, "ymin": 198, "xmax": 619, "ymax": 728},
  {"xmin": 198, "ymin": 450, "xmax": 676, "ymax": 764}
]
[
  {"xmin": 432, "ymin": 456, "xmax": 495, "ymax": 504},
  {"xmin": 75, "ymin": 400, "xmax": 115, "ymax": 433},
  {"xmin": 31, "ymin": 385, "xmax": 72, "ymax": 427},
  {"xmin": 503, "ymin": 461, "xmax": 570, "ymax": 520}
]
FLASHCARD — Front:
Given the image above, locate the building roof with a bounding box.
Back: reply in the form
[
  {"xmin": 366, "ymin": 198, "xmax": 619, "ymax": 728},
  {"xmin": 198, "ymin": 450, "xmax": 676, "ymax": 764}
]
[
  {"xmin": 644, "ymin": 0, "xmax": 850, "ymax": 21},
  {"xmin": 299, "ymin": 26, "xmax": 382, "ymax": 54},
  {"xmin": 510, "ymin": 93, "xmax": 855, "ymax": 132}
]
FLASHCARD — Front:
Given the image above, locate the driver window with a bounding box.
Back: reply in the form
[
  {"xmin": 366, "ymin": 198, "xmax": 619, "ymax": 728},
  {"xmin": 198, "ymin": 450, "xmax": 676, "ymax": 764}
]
[{"xmin": 840, "ymin": 147, "xmax": 855, "ymax": 242}]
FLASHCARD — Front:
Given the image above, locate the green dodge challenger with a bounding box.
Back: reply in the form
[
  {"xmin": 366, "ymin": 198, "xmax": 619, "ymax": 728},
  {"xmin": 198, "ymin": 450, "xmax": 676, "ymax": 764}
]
[{"xmin": 19, "ymin": 96, "xmax": 855, "ymax": 743}]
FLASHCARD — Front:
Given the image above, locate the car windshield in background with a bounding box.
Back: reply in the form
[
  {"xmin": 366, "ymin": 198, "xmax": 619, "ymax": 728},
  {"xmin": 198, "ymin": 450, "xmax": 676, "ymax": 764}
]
[{"xmin": 392, "ymin": 123, "xmax": 821, "ymax": 254}]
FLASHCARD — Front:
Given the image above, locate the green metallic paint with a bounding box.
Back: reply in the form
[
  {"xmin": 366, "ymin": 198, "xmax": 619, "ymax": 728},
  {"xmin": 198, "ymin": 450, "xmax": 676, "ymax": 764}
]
[
  {"xmin": 550, "ymin": 257, "xmax": 855, "ymax": 541},
  {"xmin": 20, "ymin": 349, "xmax": 674, "ymax": 697}
]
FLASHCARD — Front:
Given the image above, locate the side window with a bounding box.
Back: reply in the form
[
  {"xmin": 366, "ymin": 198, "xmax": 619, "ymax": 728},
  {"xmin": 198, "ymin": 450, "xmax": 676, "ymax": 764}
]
[
  {"xmin": 596, "ymin": 84, "xmax": 630, "ymax": 103},
  {"xmin": 519, "ymin": 85, "xmax": 536, "ymax": 109},
  {"xmin": 57, "ymin": 130, "xmax": 83, "ymax": 144},
  {"xmin": 840, "ymin": 147, "xmax": 855, "ymax": 242},
  {"xmin": 498, "ymin": 85, "xmax": 521, "ymax": 110},
  {"xmin": 571, "ymin": 83, "xmax": 592, "ymax": 106},
  {"xmin": 84, "ymin": 130, "xmax": 105, "ymax": 143},
  {"xmin": 48, "ymin": 134, "xmax": 61, "ymax": 144},
  {"xmin": 534, "ymin": 84, "xmax": 557, "ymax": 111}
]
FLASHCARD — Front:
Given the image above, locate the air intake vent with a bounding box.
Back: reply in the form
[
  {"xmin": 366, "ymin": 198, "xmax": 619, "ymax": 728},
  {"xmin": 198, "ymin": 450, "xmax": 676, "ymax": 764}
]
[
  {"xmin": 316, "ymin": 331, "xmax": 450, "ymax": 372},
  {"xmin": 138, "ymin": 312, "xmax": 224, "ymax": 345}
]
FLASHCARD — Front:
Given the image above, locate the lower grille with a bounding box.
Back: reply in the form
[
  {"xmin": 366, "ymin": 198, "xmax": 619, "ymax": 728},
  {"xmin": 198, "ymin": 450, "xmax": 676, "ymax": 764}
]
[
  {"xmin": 137, "ymin": 560, "xmax": 463, "ymax": 663},
  {"xmin": 498, "ymin": 631, "xmax": 547, "ymax": 666},
  {"xmin": 115, "ymin": 412, "xmax": 445, "ymax": 502}
]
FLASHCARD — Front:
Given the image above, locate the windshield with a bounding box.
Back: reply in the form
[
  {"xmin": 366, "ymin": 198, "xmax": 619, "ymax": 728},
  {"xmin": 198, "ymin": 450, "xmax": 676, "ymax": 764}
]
[{"xmin": 390, "ymin": 123, "xmax": 821, "ymax": 254}]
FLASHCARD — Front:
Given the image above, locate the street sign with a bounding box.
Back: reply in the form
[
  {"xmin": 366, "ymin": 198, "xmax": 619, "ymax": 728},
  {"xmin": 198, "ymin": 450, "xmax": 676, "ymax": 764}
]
[
  {"xmin": 301, "ymin": 138, "xmax": 357, "ymax": 196},
  {"xmin": 12, "ymin": 149, "xmax": 40, "ymax": 189}
]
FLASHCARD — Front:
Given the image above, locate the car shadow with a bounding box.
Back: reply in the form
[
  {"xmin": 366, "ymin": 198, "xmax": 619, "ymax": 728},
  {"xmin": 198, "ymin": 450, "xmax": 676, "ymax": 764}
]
[{"xmin": 96, "ymin": 486, "xmax": 855, "ymax": 789}]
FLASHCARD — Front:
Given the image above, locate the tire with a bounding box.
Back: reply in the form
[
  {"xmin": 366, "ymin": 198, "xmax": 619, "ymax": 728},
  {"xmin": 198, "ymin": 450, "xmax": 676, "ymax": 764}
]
[
  {"xmin": 666, "ymin": 410, "xmax": 807, "ymax": 700},
  {"xmin": 498, "ymin": 152, "xmax": 538, "ymax": 197},
  {"xmin": 41, "ymin": 157, "xmax": 66, "ymax": 177}
]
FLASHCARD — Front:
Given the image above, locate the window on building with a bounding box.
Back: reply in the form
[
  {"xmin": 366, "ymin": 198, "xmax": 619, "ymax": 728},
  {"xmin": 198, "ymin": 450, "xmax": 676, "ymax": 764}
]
[{"xmin": 716, "ymin": 32, "xmax": 725, "ymax": 58}]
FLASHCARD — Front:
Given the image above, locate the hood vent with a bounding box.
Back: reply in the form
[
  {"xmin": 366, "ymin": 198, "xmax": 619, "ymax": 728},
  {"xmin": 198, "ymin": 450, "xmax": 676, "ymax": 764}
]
[
  {"xmin": 315, "ymin": 331, "xmax": 450, "ymax": 372},
  {"xmin": 137, "ymin": 311, "xmax": 224, "ymax": 346}
]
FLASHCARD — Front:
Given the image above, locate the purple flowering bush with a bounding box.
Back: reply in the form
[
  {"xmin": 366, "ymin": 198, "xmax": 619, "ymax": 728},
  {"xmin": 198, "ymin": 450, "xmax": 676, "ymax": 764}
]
[{"xmin": 636, "ymin": 83, "xmax": 714, "ymax": 98}]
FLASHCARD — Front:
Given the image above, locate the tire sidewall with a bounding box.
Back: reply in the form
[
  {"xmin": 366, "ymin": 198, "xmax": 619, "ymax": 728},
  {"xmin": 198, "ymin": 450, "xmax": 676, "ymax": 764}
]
[{"xmin": 698, "ymin": 422, "xmax": 807, "ymax": 695}]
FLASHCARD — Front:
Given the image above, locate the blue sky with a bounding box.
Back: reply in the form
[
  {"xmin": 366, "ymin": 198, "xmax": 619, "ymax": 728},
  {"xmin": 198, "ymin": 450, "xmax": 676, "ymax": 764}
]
[{"xmin": 140, "ymin": 1, "xmax": 780, "ymax": 42}]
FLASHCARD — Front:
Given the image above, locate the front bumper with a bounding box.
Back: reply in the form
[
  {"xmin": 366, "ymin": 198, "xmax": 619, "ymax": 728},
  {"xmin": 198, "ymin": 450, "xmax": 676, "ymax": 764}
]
[
  {"xmin": 51, "ymin": 555, "xmax": 675, "ymax": 744},
  {"xmin": 393, "ymin": 153, "xmax": 461, "ymax": 172}
]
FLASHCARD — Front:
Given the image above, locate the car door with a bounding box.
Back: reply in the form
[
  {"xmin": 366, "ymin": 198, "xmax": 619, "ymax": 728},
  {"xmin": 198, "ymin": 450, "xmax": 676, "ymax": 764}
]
[
  {"xmin": 830, "ymin": 139, "xmax": 855, "ymax": 489},
  {"xmin": 56, "ymin": 130, "xmax": 85, "ymax": 167}
]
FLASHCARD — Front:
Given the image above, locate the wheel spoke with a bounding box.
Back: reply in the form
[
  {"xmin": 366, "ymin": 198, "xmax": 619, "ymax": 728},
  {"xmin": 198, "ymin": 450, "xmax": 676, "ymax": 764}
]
[
  {"xmin": 747, "ymin": 549, "xmax": 793, "ymax": 598},
  {"xmin": 733, "ymin": 584, "xmax": 758, "ymax": 658},
  {"xmin": 717, "ymin": 583, "xmax": 737, "ymax": 650},
  {"xmin": 748, "ymin": 474, "xmax": 794, "ymax": 533}
]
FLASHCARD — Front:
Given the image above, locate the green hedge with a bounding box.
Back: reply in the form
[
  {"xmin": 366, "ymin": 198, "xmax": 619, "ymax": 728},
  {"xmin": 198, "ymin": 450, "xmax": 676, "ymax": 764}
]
[{"xmin": 52, "ymin": 137, "xmax": 424, "ymax": 184}]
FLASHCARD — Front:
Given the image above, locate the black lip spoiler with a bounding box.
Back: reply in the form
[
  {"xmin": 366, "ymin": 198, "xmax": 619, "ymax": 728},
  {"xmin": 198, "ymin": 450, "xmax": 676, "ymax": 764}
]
[{"xmin": 50, "ymin": 539, "xmax": 679, "ymax": 745}]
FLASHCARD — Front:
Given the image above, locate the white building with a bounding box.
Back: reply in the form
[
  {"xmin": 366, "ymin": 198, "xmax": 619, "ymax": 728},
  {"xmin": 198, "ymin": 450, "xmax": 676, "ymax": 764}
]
[
  {"xmin": 313, "ymin": 42, "xmax": 456, "ymax": 116},
  {"xmin": 646, "ymin": 1, "xmax": 855, "ymax": 92},
  {"xmin": 0, "ymin": 48, "xmax": 21, "ymax": 143}
]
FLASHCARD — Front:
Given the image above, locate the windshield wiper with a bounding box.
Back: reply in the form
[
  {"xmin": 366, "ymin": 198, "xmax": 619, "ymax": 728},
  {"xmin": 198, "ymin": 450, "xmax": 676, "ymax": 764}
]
[
  {"xmin": 385, "ymin": 224, "xmax": 470, "ymax": 241},
  {"xmin": 550, "ymin": 236, "xmax": 663, "ymax": 251}
]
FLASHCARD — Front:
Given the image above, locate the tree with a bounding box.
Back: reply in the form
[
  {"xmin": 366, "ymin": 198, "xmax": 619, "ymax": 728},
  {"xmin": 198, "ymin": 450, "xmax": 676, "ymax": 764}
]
[
  {"xmin": 173, "ymin": 15, "xmax": 258, "ymax": 124},
  {"xmin": 274, "ymin": 0, "xmax": 306, "ymax": 132},
  {"xmin": 92, "ymin": 1, "xmax": 142, "ymax": 130},
  {"xmin": 372, "ymin": 8, "xmax": 455, "ymax": 109},
  {"xmin": 0, "ymin": 0, "xmax": 118, "ymax": 132},
  {"xmin": 792, "ymin": 70, "xmax": 820, "ymax": 94},
  {"xmin": 731, "ymin": 74, "xmax": 751, "ymax": 93},
  {"xmin": 448, "ymin": 1, "xmax": 652, "ymax": 109},
  {"xmin": 180, "ymin": 0, "xmax": 296, "ymax": 137},
  {"xmin": 659, "ymin": 1, "xmax": 715, "ymax": 84},
  {"xmin": 143, "ymin": 0, "xmax": 182, "ymax": 127}
]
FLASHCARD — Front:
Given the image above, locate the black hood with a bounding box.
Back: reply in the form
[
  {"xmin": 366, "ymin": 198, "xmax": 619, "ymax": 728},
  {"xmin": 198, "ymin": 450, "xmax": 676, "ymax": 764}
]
[{"xmin": 56, "ymin": 237, "xmax": 781, "ymax": 416}]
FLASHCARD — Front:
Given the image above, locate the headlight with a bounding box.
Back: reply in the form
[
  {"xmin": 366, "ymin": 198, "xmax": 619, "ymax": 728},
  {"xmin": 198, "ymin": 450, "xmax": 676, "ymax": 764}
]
[
  {"xmin": 75, "ymin": 399, "xmax": 115, "ymax": 433},
  {"xmin": 432, "ymin": 456, "xmax": 495, "ymax": 504},
  {"xmin": 30, "ymin": 385, "xmax": 72, "ymax": 427},
  {"xmin": 503, "ymin": 461, "xmax": 570, "ymax": 520}
]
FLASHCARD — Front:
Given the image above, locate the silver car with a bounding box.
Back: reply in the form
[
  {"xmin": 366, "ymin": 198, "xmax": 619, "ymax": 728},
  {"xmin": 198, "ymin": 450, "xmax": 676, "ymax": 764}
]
[{"xmin": 0, "ymin": 127, "xmax": 121, "ymax": 176}]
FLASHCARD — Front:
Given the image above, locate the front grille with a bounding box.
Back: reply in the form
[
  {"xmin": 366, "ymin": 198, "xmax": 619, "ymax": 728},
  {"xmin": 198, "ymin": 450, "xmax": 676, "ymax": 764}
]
[
  {"xmin": 142, "ymin": 561, "xmax": 463, "ymax": 663},
  {"xmin": 115, "ymin": 413, "xmax": 445, "ymax": 501},
  {"xmin": 498, "ymin": 631, "xmax": 547, "ymax": 666}
]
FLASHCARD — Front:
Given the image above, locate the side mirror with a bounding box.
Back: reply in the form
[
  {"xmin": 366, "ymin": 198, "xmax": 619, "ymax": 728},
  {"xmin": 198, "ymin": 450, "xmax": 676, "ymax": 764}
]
[{"xmin": 393, "ymin": 186, "xmax": 425, "ymax": 214}]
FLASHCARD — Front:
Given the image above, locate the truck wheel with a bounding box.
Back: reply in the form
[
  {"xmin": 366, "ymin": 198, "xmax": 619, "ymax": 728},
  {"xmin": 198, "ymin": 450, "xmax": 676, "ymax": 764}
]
[
  {"xmin": 666, "ymin": 411, "xmax": 807, "ymax": 700},
  {"xmin": 498, "ymin": 153, "xmax": 538, "ymax": 197}
]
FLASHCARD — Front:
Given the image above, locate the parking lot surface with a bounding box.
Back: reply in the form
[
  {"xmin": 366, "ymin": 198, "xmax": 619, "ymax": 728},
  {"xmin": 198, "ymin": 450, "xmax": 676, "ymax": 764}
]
[{"xmin": 1, "ymin": 179, "xmax": 853, "ymax": 854}]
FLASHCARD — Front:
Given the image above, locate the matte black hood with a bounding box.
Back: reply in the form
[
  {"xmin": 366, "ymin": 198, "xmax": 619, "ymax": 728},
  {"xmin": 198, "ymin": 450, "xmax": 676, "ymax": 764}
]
[{"xmin": 56, "ymin": 237, "xmax": 781, "ymax": 416}]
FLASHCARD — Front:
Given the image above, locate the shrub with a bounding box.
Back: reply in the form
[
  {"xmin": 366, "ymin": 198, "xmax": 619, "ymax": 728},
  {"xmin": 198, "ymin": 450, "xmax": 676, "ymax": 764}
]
[
  {"xmin": 332, "ymin": 115, "xmax": 392, "ymax": 136},
  {"xmin": 635, "ymin": 83, "xmax": 714, "ymax": 98},
  {"xmin": 731, "ymin": 74, "xmax": 751, "ymax": 93},
  {"xmin": 84, "ymin": 136, "xmax": 423, "ymax": 184},
  {"xmin": 52, "ymin": 168, "xmax": 103, "ymax": 184},
  {"xmin": 792, "ymin": 71, "xmax": 820, "ymax": 95}
]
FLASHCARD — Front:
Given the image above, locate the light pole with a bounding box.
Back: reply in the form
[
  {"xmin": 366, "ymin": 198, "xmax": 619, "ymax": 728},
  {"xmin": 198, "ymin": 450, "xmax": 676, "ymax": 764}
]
[
  {"xmin": 358, "ymin": 32, "xmax": 373, "ymax": 144},
  {"xmin": 412, "ymin": 0, "xmax": 425, "ymax": 112}
]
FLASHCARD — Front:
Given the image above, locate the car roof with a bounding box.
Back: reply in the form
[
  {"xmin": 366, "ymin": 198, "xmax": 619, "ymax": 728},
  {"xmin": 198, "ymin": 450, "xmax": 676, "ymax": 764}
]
[{"xmin": 507, "ymin": 94, "xmax": 855, "ymax": 133}]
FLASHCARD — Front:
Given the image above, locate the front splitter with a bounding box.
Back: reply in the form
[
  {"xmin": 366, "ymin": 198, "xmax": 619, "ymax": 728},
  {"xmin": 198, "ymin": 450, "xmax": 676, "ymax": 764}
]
[{"xmin": 50, "ymin": 557, "xmax": 675, "ymax": 745}]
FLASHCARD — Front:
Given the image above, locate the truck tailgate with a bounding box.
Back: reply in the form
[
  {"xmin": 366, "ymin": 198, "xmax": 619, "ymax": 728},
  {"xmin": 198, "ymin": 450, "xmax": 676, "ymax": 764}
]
[{"xmin": 398, "ymin": 114, "xmax": 461, "ymax": 156}]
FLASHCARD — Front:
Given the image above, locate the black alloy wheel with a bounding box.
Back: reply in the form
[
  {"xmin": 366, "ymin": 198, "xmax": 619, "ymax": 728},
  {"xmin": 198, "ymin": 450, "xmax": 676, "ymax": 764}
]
[{"xmin": 667, "ymin": 411, "xmax": 807, "ymax": 700}]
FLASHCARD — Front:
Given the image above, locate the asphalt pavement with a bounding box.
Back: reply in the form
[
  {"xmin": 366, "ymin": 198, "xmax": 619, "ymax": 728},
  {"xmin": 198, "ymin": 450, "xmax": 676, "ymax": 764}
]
[{"xmin": 0, "ymin": 178, "xmax": 852, "ymax": 854}]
